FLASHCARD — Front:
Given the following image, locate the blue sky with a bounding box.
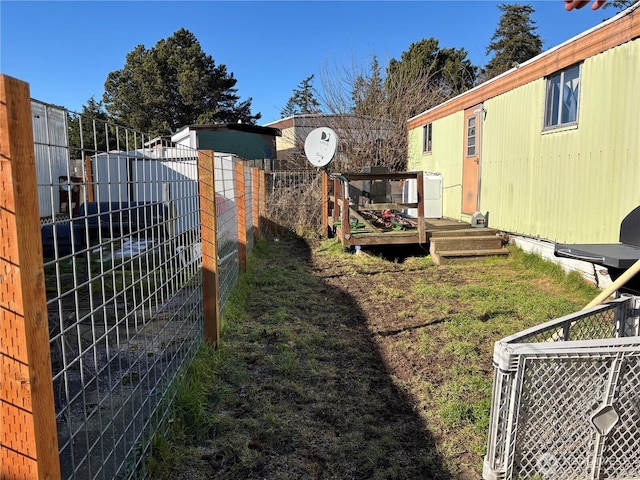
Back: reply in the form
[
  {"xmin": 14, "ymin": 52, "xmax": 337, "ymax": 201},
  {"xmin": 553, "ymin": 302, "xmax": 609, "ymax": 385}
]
[{"xmin": 1, "ymin": 1, "xmax": 613, "ymax": 125}]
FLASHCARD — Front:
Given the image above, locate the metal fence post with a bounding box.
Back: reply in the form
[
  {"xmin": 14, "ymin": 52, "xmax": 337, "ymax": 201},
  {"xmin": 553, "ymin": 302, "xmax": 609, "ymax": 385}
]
[
  {"xmin": 235, "ymin": 161, "xmax": 247, "ymax": 272},
  {"xmin": 0, "ymin": 75, "xmax": 61, "ymax": 479},
  {"xmin": 197, "ymin": 150, "xmax": 220, "ymax": 347}
]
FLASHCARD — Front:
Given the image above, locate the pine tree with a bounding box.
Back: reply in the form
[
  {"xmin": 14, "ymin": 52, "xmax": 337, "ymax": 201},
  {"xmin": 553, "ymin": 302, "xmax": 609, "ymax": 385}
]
[
  {"xmin": 352, "ymin": 56, "xmax": 386, "ymax": 117},
  {"xmin": 103, "ymin": 28, "xmax": 260, "ymax": 135},
  {"xmin": 603, "ymin": 0, "xmax": 639, "ymax": 11},
  {"xmin": 386, "ymin": 38, "xmax": 477, "ymax": 118},
  {"xmin": 484, "ymin": 4, "xmax": 543, "ymax": 80},
  {"xmin": 68, "ymin": 97, "xmax": 111, "ymax": 154},
  {"xmin": 280, "ymin": 75, "xmax": 321, "ymax": 118}
]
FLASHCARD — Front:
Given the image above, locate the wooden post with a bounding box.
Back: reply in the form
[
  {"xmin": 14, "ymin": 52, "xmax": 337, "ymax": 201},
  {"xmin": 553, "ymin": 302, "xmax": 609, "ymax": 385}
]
[
  {"xmin": 197, "ymin": 150, "xmax": 220, "ymax": 347},
  {"xmin": 259, "ymin": 169, "xmax": 266, "ymax": 234},
  {"xmin": 333, "ymin": 177, "xmax": 342, "ymax": 240},
  {"xmin": 84, "ymin": 155, "xmax": 94, "ymax": 202},
  {"xmin": 0, "ymin": 75, "xmax": 62, "ymax": 479},
  {"xmin": 251, "ymin": 167, "xmax": 260, "ymax": 241},
  {"xmin": 235, "ymin": 161, "xmax": 247, "ymax": 272},
  {"xmin": 321, "ymin": 171, "xmax": 329, "ymax": 238}
]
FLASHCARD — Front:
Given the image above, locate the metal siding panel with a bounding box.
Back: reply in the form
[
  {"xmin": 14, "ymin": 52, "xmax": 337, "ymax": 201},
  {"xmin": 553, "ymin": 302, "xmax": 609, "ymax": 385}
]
[
  {"xmin": 32, "ymin": 102, "xmax": 69, "ymax": 219},
  {"xmin": 480, "ymin": 81, "xmax": 544, "ymax": 239},
  {"xmin": 532, "ymin": 40, "xmax": 640, "ymax": 243},
  {"xmin": 574, "ymin": 40, "xmax": 640, "ymax": 241},
  {"xmin": 198, "ymin": 131, "xmax": 273, "ymax": 161}
]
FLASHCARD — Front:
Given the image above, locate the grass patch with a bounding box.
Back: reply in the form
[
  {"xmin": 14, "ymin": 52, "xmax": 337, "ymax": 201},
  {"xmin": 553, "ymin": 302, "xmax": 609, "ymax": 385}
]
[{"xmin": 150, "ymin": 236, "xmax": 603, "ymax": 480}]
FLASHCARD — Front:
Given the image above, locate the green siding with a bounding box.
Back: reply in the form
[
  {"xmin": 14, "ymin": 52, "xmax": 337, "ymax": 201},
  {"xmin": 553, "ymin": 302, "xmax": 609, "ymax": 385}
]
[
  {"xmin": 408, "ymin": 112, "xmax": 466, "ymax": 220},
  {"xmin": 408, "ymin": 39, "xmax": 639, "ymax": 244},
  {"xmin": 197, "ymin": 130, "xmax": 276, "ymax": 161}
]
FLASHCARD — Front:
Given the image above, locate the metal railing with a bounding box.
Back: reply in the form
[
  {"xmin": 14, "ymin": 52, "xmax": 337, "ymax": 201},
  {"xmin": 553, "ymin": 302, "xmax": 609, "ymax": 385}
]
[{"xmin": 484, "ymin": 295, "xmax": 640, "ymax": 480}]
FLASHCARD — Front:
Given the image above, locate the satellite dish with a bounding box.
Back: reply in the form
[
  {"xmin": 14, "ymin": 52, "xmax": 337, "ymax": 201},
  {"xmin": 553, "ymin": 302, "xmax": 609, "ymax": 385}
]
[{"xmin": 304, "ymin": 127, "xmax": 337, "ymax": 168}]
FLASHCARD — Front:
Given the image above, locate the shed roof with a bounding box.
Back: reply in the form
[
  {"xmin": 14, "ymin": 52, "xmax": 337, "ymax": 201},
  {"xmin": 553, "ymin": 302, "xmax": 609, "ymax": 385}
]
[{"xmin": 187, "ymin": 123, "xmax": 281, "ymax": 137}]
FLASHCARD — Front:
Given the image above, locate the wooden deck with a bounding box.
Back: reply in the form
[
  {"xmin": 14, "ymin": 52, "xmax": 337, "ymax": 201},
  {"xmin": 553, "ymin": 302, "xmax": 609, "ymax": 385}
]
[
  {"xmin": 322, "ymin": 171, "xmax": 509, "ymax": 263},
  {"xmin": 333, "ymin": 215, "xmax": 499, "ymax": 245}
]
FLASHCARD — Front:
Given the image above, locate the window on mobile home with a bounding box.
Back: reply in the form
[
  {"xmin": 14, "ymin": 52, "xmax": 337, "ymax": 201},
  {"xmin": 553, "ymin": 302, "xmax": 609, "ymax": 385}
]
[
  {"xmin": 423, "ymin": 123, "xmax": 432, "ymax": 154},
  {"xmin": 544, "ymin": 63, "xmax": 581, "ymax": 129},
  {"xmin": 466, "ymin": 116, "xmax": 476, "ymax": 156}
]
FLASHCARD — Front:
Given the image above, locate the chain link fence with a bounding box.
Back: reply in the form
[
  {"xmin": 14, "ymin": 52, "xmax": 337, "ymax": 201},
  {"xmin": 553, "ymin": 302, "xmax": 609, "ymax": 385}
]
[{"xmin": 484, "ymin": 295, "xmax": 640, "ymax": 480}]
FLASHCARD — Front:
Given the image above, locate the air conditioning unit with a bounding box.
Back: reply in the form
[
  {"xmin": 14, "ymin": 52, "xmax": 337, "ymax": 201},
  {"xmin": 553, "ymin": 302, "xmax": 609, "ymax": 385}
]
[{"xmin": 401, "ymin": 172, "xmax": 443, "ymax": 219}]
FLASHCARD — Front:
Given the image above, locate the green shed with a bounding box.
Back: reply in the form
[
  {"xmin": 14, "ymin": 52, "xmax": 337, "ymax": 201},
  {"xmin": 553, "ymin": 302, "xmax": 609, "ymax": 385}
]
[{"xmin": 172, "ymin": 123, "xmax": 281, "ymax": 169}]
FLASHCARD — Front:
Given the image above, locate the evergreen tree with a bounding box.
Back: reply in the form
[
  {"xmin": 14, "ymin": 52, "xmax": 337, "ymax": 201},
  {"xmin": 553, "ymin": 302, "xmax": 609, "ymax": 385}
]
[
  {"xmin": 103, "ymin": 28, "xmax": 260, "ymax": 136},
  {"xmin": 603, "ymin": 0, "xmax": 639, "ymax": 11},
  {"xmin": 386, "ymin": 38, "xmax": 477, "ymax": 118},
  {"xmin": 68, "ymin": 97, "xmax": 111, "ymax": 154},
  {"xmin": 280, "ymin": 75, "xmax": 321, "ymax": 118},
  {"xmin": 352, "ymin": 56, "xmax": 386, "ymax": 117},
  {"xmin": 484, "ymin": 4, "xmax": 543, "ymax": 80}
]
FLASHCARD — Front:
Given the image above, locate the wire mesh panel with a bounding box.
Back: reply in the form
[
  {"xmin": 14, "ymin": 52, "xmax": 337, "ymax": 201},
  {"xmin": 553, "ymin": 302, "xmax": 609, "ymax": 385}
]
[
  {"xmin": 484, "ymin": 295, "xmax": 640, "ymax": 480},
  {"xmin": 264, "ymin": 170, "xmax": 322, "ymax": 236},
  {"xmin": 214, "ymin": 154, "xmax": 239, "ymax": 310},
  {"xmin": 267, "ymin": 169, "xmax": 318, "ymax": 192},
  {"xmin": 33, "ymin": 100, "xmax": 204, "ymax": 479}
]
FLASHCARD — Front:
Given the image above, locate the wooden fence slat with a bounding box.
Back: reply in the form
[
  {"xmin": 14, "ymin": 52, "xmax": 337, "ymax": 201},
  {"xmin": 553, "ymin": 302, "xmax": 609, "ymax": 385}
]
[
  {"xmin": 84, "ymin": 155, "xmax": 94, "ymax": 202},
  {"xmin": 259, "ymin": 170, "xmax": 266, "ymax": 233},
  {"xmin": 0, "ymin": 74, "xmax": 61, "ymax": 480}
]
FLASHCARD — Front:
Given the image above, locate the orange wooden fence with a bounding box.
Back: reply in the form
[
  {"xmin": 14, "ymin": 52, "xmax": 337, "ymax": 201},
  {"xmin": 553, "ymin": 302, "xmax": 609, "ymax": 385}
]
[{"xmin": 1, "ymin": 75, "xmax": 62, "ymax": 480}]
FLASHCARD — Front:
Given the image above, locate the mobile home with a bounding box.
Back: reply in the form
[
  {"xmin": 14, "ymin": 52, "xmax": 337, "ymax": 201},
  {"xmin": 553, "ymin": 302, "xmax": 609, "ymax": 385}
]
[{"xmin": 407, "ymin": 4, "xmax": 639, "ymax": 282}]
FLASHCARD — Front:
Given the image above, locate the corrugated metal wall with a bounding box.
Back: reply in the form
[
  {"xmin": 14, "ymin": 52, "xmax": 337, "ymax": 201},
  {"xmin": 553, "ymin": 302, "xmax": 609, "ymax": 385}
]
[
  {"xmin": 33, "ymin": 102, "xmax": 69, "ymax": 219},
  {"xmin": 409, "ymin": 38, "xmax": 639, "ymax": 244}
]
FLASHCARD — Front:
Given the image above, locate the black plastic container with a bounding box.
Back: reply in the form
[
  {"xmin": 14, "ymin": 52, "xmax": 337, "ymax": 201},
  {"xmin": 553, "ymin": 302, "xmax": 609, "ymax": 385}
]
[{"xmin": 41, "ymin": 223, "xmax": 85, "ymax": 258}]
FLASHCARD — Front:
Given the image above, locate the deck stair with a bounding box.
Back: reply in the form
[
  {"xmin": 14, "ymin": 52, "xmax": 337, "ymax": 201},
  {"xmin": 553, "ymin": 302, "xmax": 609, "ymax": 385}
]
[{"xmin": 428, "ymin": 227, "xmax": 509, "ymax": 265}]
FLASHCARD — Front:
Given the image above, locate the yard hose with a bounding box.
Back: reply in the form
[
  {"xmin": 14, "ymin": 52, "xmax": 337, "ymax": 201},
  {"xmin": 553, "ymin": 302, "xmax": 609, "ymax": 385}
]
[{"xmin": 583, "ymin": 257, "xmax": 640, "ymax": 310}]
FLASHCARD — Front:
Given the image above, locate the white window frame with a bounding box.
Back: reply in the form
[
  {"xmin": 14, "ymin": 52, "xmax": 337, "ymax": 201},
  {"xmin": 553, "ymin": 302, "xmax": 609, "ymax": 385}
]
[
  {"xmin": 544, "ymin": 63, "xmax": 581, "ymax": 130},
  {"xmin": 423, "ymin": 123, "xmax": 433, "ymax": 154},
  {"xmin": 466, "ymin": 116, "xmax": 476, "ymax": 157}
]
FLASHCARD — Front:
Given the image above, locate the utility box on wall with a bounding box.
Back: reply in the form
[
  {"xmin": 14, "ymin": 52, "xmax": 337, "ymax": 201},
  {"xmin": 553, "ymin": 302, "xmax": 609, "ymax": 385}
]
[{"xmin": 402, "ymin": 172, "xmax": 443, "ymax": 219}]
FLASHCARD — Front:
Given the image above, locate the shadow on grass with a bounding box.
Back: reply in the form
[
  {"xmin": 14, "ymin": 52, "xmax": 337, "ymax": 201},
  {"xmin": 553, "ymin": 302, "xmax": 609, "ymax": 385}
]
[{"xmin": 177, "ymin": 231, "xmax": 454, "ymax": 479}]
